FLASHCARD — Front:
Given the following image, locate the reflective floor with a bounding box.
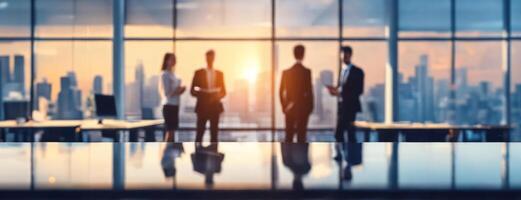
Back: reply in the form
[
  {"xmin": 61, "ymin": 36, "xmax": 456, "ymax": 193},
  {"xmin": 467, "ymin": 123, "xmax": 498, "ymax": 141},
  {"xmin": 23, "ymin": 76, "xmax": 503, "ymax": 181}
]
[{"xmin": 1, "ymin": 142, "xmax": 521, "ymax": 191}]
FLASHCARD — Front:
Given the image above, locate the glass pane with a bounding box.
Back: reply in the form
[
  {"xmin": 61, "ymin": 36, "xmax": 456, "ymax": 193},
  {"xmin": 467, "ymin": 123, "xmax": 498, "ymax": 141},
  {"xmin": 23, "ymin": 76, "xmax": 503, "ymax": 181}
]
[
  {"xmin": 455, "ymin": 42, "xmax": 503, "ymax": 125},
  {"xmin": 343, "ymin": 0, "xmax": 386, "ymax": 37},
  {"xmin": 124, "ymin": 41, "xmax": 174, "ymax": 119},
  {"xmin": 34, "ymin": 41, "xmax": 112, "ymax": 119},
  {"xmin": 125, "ymin": 0, "xmax": 174, "ymax": 38},
  {"xmin": 276, "ymin": 0, "xmax": 338, "ymax": 38},
  {"xmin": 177, "ymin": 0, "xmax": 271, "ymax": 38},
  {"xmin": 455, "ymin": 143, "xmax": 502, "ymax": 188},
  {"xmin": 513, "ymin": 0, "xmax": 521, "ymax": 36},
  {"xmin": 512, "ymin": 41, "xmax": 521, "ymax": 140},
  {"xmin": 126, "ymin": 41, "xmax": 272, "ymax": 128},
  {"xmin": 0, "ymin": 0, "xmax": 30, "ymax": 37},
  {"xmin": 398, "ymin": 42, "xmax": 451, "ymax": 123},
  {"xmin": 456, "ymin": 0, "xmax": 504, "ymax": 37},
  {"xmin": 33, "ymin": 143, "xmax": 112, "ymax": 189},
  {"xmin": 399, "ymin": 144, "xmax": 451, "ymax": 188},
  {"xmin": 0, "ymin": 42, "xmax": 30, "ymax": 120},
  {"xmin": 399, "ymin": 0, "xmax": 451, "ymax": 37},
  {"xmin": 275, "ymin": 41, "xmax": 337, "ymax": 129},
  {"xmin": 342, "ymin": 41, "xmax": 387, "ymax": 122},
  {"xmin": 36, "ymin": 0, "xmax": 113, "ymax": 38},
  {"xmin": 509, "ymin": 144, "xmax": 521, "ymax": 187}
]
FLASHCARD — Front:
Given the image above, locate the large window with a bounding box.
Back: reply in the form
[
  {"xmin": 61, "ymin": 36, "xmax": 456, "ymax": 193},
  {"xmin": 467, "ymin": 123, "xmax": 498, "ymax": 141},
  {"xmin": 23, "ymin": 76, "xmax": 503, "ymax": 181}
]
[{"xmin": 0, "ymin": 0, "xmax": 520, "ymax": 131}]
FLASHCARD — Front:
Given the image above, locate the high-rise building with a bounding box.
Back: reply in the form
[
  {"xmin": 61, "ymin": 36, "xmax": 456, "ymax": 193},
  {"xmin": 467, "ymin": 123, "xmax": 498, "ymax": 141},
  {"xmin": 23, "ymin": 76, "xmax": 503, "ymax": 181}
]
[
  {"xmin": 13, "ymin": 55, "xmax": 25, "ymax": 97},
  {"xmin": 315, "ymin": 70, "xmax": 333, "ymax": 122},
  {"xmin": 35, "ymin": 78, "xmax": 52, "ymax": 110},
  {"xmin": 135, "ymin": 62, "xmax": 145, "ymax": 110},
  {"xmin": 414, "ymin": 55, "xmax": 435, "ymax": 122},
  {"xmin": 93, "ymin": 75, "xmax": 103, "ymax": 94},
  {"xmin": 56, "ymin": 72, "xmax": 83, "ymax": 119}
]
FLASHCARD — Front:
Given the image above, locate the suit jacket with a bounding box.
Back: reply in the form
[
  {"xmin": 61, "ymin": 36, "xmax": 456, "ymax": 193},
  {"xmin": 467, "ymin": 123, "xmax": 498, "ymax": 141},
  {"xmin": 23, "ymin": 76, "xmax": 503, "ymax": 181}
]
[
  {"xmin": 339, "ymin": 65, "xmax": 364, "ymax": 113},
  {"xmin": 279, "ymin": 63, "xmax": 314, "ymax": 116},
  {"xmin": 190, "ymin": 68, "xmax": 226, "ymax": 115}
]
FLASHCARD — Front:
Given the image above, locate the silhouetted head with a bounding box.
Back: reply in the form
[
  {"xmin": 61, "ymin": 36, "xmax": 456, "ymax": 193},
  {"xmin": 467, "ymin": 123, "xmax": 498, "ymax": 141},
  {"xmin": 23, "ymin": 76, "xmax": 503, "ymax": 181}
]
[
  {"xmin": 293, "ymin": 44, "xmax": 305, "ymax": 62},
  {"xmin": 161, "ymin": 52, "xmax": 176, "ymax": 72},
  {"xmin": 341, "ymin": 46, "xmax": 353, "ymax": 65},
  {"xmin": 206, "ymin": 50, "xmax": 215, "ymax": 69}
]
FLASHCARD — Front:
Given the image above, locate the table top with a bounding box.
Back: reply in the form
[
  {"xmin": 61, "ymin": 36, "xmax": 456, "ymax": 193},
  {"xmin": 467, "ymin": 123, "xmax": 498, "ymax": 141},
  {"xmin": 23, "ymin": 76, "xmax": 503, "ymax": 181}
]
[
  {"xmin": 0, "ymin": 119, "xmax": 164, "ymax": 130},
  {"xmin": 354, "ymin": 121, "xmax": 511, "ymax": 131},
  {"xmin": 0, "ymin": 142, "xmax": 519, "ymax": 191}
]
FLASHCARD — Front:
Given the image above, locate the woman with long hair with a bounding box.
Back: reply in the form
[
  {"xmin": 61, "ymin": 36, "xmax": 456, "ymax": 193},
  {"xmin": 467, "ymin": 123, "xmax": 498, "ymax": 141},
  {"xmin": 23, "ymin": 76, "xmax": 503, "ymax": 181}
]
[{"xmin": 160, "ymin": 53, "xmax": 186, "ymax": 142}]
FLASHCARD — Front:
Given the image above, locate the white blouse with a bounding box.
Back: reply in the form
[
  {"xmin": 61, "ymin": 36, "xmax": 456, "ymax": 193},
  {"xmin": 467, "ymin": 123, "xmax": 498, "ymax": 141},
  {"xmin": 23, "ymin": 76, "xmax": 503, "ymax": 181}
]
[{"xmin": 160, "ymin": 71, "xmax": 181, "ymax": 106}]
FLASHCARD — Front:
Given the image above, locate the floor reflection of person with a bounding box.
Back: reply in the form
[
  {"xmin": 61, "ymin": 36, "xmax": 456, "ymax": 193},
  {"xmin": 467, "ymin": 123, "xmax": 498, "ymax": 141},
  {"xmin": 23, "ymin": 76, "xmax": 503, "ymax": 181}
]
[
  {"xmin": 161, "ymin": 143, "xmax": 185, "ymax": 178},
  {"xmin": 334, "ymin": 143, "xmax": 362, "ymax": 182},
  {"xmin": 280, "ymin": 143, "xmax": 311, "ymax": 190},
  {"xmin": 191, "ymin": 143, "xmax": 225, "ymax": 188}
]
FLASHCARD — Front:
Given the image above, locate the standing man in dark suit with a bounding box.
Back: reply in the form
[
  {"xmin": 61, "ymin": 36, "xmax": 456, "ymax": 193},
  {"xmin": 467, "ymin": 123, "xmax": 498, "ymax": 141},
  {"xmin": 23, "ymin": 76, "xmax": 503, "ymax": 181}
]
[
  {"xmin": 190, "ymin": 50, "xmax": 226, "ymax": 142},
  {"xmin": 280, "ymin": 44, "xmax": 314, "ymax": 143},
  {"xmin": 327, "ymin": 46, "xmax": 364, "ymax": 142}
]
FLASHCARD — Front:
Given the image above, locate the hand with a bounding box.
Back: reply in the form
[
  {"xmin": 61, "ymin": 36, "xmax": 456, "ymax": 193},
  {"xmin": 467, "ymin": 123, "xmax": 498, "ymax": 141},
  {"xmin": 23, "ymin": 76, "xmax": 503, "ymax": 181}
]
[
  {"xmin": 174, "ymin": 86, "xmax": 186, "ymax": 95},
  {"xmin": 327, "ymin": 86, "xmax": 339, "ymax": 96}
]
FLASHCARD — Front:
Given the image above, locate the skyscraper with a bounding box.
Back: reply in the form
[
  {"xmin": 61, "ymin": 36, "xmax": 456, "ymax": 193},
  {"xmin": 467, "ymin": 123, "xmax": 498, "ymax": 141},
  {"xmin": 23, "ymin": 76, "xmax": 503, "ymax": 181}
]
[
  {"xmin": 414, "ymin": 55, "xmax": 435, "ymax": 122},
  {"xmin": 315, "ymin": 70, "xmax": 333, "ymax": 122},
  {"xmin": 135, "ymin": 62, "xmax": 145, "ymax": 110},
  {"xmin": 57, "ymin": 72, "xmax": 83, "ymax": 119},
  {"xmin": 35, "ymin": 78, "xmax": 52, "ymax": 110},
  {"xmin": 13, "ymin": 55, "xmax": 25, "ymax": 96},
  {"xmin": 93, "ymin": 75, "xmax": 103, "ymax": 95}
]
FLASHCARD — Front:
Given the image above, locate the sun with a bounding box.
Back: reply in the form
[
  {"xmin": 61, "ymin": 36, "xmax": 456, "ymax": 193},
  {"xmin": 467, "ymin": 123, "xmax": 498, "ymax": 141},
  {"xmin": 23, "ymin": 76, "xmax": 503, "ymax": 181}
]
[{"xmin": 242, "ymin": 59, "xmax": 260, "ymax": 84}]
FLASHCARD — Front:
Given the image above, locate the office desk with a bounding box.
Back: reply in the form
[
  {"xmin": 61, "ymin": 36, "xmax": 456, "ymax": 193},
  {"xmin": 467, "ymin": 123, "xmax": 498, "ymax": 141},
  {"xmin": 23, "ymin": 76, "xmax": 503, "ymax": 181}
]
[
  {"xmin": 355, "ymin": 121, "xmax": 511, "ymax": 142},
  {"xmin": 79, "ymin": 119, "xmax": 164, "ymax": 142},
  {"xmin": 0, "ymin": 119, "xmax": 163, "ymax": 142},
  {"xmin": 0, "ymin": 120, "xmax": 81, "ymax": 142}
]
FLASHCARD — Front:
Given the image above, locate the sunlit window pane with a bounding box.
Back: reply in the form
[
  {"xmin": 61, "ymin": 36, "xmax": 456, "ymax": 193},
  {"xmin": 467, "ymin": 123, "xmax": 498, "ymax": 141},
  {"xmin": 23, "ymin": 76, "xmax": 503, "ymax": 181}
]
[
  {"xmin": 276, "ymin": 0, "xmax": 338, "ymax": 38},
  {"xmin": 34, "ymin": 41, "xmax": 112, "ymax": 119},
  {"xmin": 275, "ymin": 41, "xmax": 338, "ymax": 129},
  {"xmin": 455, "ymin": 42, "xmax": 504, "ymax": 125},
  {"xmin": 0, "ymin": 0, "xmax": 30, "ymax": 37},
  {"xmin": 0, "ymin": 42, "xmax": 30, "ymax": 120},
  {"xmin": 398, "ymin": 42, "xmax": 451, "ymax": 123},
  {"xmin": 343, "ymin": 41, "xmax": 387, "ymax": 122},
  {"xmin": 35, "ymin": 0, "xmax": 113, "ymax": 38},
  {"xmin": 126, "ymin": 41, "xmax": 272, "ymax": 128}
]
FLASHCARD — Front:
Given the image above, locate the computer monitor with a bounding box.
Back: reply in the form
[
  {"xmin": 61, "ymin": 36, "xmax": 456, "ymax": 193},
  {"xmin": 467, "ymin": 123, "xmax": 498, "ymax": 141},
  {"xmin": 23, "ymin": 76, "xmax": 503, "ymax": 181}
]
[
  {"xmin": 3, "ymin": 101, "xmax": 30, "ymax": 120},
  {"xmin": 95, "ymin": 94, "xmax": 117, "ymax": 124}
]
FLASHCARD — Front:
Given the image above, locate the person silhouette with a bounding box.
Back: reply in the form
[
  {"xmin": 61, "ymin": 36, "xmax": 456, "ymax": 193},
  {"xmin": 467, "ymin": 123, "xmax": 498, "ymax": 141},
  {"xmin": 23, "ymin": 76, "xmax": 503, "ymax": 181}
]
[
  {"xmin": 280, "ymin": 143, "xmax": 311, "ymax": 190},
  {"xmin": 190, "ymin": 143, "xmax": 225, "ymax": 188},
  {"xmin": 190, "ymin": 50, "xmax": 226, "ymax": 142},
  {"xmin": 327, "ymin": 46, "xmax": 365, "ymax": 142},
  {"xmin": 279, "ymin": 44, "xmax": 313, "ymax": 143},
  {"xmin": 160, "ymin": 143, "xmax": 185, "ymax": 178}
]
